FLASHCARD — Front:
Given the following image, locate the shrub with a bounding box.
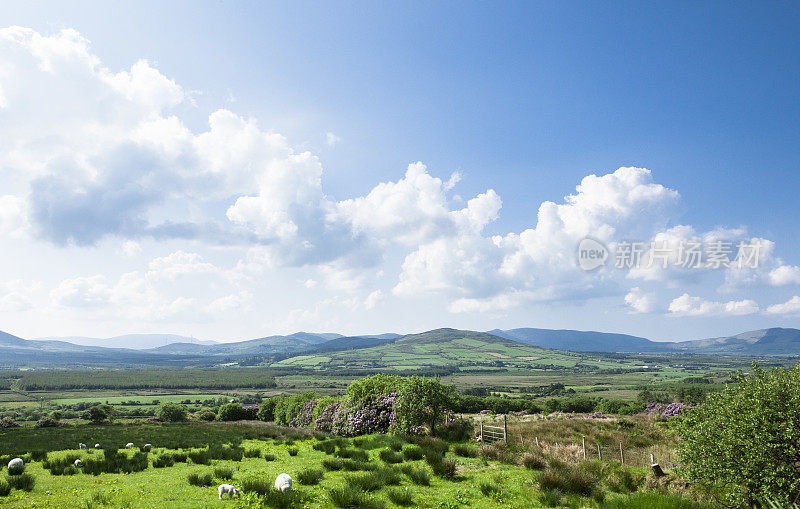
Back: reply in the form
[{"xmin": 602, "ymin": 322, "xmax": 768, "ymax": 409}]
[
  {"xmin": 341, "ymin": 458, "xmax": 375, "ymax": 471},
  {"xmin": 297, "ymin": 468, "xmax": 324, "ymax": 485},
  {"xmin": 313, "ymin": 440, "xmax": 336, "ymax": 455},
  {"xmin": 521, "ymin": 451, "xmax": 546, "ymax": 470},
  {"xmin": 241, "ymin": 476, "xmax": 271, "ymax": 495},
  {"xmin": 676, "ymin": 363, "xmax": 800, "ymax": 507},
  {"xmin": 430, "ymin": 458, "xmax": 457, "ymax": 479},
  {"xmin": 402, "ymin": 446, "xmax": 424, "ymax": 461},
  {"xmin": 9, "ymin": 473, "xmax": 35, "ymax": 491},
  {"xmin": 172, "ymin": 452, "xmax": 188, "ymax": 463},
  {"xmin": 187, "ymin": 472, "xmax": 213, "ymax": 487},
  {"xmin": 217, "ymin": 403, "xmax": 251, "ymax": 421},
  {"xmin": 387, "ymin": 487, "xmax": 414, "ymax": 506},
  {"xmin": 335, "ymin": 448, "xmax": 368, "ymax": 461},
  {"xmin": 155, "ymin": 402, "xmax": 188, "ymax": 422},
  {"xmin": 263, "ymin": 453, "xmax": 276, "ymax": 461},
  {"xmin": 188, "ymin": 450, "xmax": 210, "ymax": 465},
  {"xmin": 453, "ymin": 445, "xmax": 478, "ymax": 458},
  {"xmin": 257, "ymin": 398, "xmax": 277, "ymax": 422},
  {"xmin": 29, "ymin": 450, "xmax": 47, "ymax": 462},
  {"xmin": 152, "ymin": 454, "xmax": 175, "ymax": 468},
  {"xmin": 0, "ymin": 417, "xmax": 21, "ymax": 428},
  {"xmin": 345, "ymin": 472, "xmax": 382, "ymax": 492},
  {"xmin": 0, "ymin": 478, "xmax": 9, "ymax": 496},
  {"xmin": 82, "ymin": 404, "xmax": 114, "ymax": 424},
  {"xmin": 399, "ymin": 465, "xmax": 430, "ymax": 486},
  {"xmin": 322, "ymin": 458, "xmax": 343, "ymax": 471},
  {"xmin": 417, "ymin": 436, "xmax": 449, "ymax": 455},
  {"xmin": 260, "ymin": 488, "xmax": 307, "ymax": 509},
  {"xmin": 244, "ymin": 447, "xmax": 262, "ymax": 458},
  {"xmin": 287, "ymin": 447, "xmax": 299, "ymax": 457},
  {"xmin": 347, "ymin": 374, "xmax": 405, "ymax": 401},
  {"xmin": 480, "ymin": 481, "xmax": 502, "ymax": 497},
  {"xmin": 395, "ymin": 376, "xmax": 457, "ymax": 436},
  {"xmin": 539, "ymin": 463, "xmax": 598, "ymax": 497},
  {"xmin": 329, "ymin": 485, "xmax": 386, "ymax": 509},
  {"xmin": 214, "ymin": 465, "xmax": 235, "ymax": 480},
  {"xmin": 36, "ymin": 415, "xmax": 60, "ymax": 428},
  {"xmin": 379, "ymin": 449, "xmax": 403, "ymax": 464},
  {"xmin": 197, "ymin": 411, "xmax": 216, "ymax": 421},
  {"xmin": 439, "ymin": 418, "xmax": 474, "ymax": 442},
  {"xmin": 208, "ymin": 444, "xmax": 244, "ymax": 461}
]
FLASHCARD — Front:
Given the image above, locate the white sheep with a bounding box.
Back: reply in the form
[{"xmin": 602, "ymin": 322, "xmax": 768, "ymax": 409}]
[
  {"xmin": 79, "ymin": 443, "xmax": 87, "ymax": 449},
  {"xmin": 143, "ymin": 443, "xmax": 152, "ymax": 450},
  {"xmin": 7, "ymin": 458, "xmax": 23, "ymax": 470},
  {"xmin": 126, "ymin": 443, "xmax": 134, "ymax": 449},
  {"xmin": 74, "ymin": 459, "xmax": 83, "ymax": 468},
  {"xmin": 95, "ymin": 443, "xmax": 101, "ymax": 449},
  {"xmin": 218, "ymin": 484, "xmax": 240, "ymax": 500},
  {"xmin": 274, "ymin": 473, "xmax": 293, "ymax": 493}
]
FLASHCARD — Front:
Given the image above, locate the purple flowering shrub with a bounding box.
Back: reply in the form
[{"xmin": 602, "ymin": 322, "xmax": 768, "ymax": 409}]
[
  {"xmin": 327, "ymin": 393, "xmax": 397, "ymax": 437},
  {"xmin": 314, "ymin": 401, "xmax": 341, "ymax": 432},
  {"xmin": 641, "ymin": 402, "xmax": 693, "ymax": 419},
  {"xmin": 290, "ymin": 399, "xmax": 319, "ymax": 428},
  {"xmin": 0, "ymin": 417, "xmax": 21, "ymax": 428}
]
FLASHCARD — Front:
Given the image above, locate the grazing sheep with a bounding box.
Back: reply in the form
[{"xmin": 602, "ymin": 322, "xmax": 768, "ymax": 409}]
[
  {"xmin": 79, "ymin": 443, "xmax": 87, "ymax": 449},
  {"xmin": 218, "ymin": 484, "xmax": 240, "ymax": 500},
  {"xmin": 126, "ymin": 443, "xmax": 134, "ymax": 449},
  {"xmin": 95, "ymin": 443, "xmax": 101, "ymax": 449},
  {"xmin": 274, "ymin": 473, "xmax": 293, "ymax": 493},
  {"xmin": 143, "ymin": 443, "xmax": 152, "ymax": 451},
  {"xmin": 74, "ymin": 459, "xmax": 83, "ymax": 467},
  {"xmin": 7, "ymin": 457, "xmax": 24, "ymax": 473}
]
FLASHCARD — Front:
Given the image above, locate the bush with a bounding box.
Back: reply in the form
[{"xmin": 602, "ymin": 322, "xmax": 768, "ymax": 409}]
[
  {"xmin": 0, "ymin": 478, "xmax": 9, "ymax": 497},
  {"xmin": 386, "ymin": 487, "xmax": 414, "ymax": 506},
  {"xmin": 341, "ymin": 458, "xmax": 373, "ymax": 471},
  {"xmin": 187, "ymin": 472, "xmax": 213, "ymax": 487},
  {"xmin": 287, "ymin": 447, "xmax": 299, "ymax": 457},
  {"xmin": 395, "ymin": 377, "xmax": 457, "ymax": 436},
  {"xmin": 244, "ymin": 447, "xmax": 262, "ymax": 458},
  {"xmin": 335, "ymin": 448, "xmax": 369, "ymax": 462},
  {"xmin": 263, "ymin": 453, "xmax": 276, "ymax": 461},
  {"xmin": 188, "ymin": 450, "xmax": 210, "ymax": 465},
  {"xmin": 197, "ymin": 411, "xmax": 216, "ymax": 421},
  {"xmin": 82, "ymin": 404, "xmax": 114, "ymax": 424},
  {"xmin": 241, "ymin": 476, "xmax": 272, "ymax": 495},
  {"xmin": 43, "ymin": 454, "xmax": 81, "ymax": 475},
  {"xmin": 172, "ymin": 452, "xmax": 188, "ymax": 463},
  {"xmin": 313, "ymin": 440, "xmax": 336, "ymax": 455},
  {"xmin": 521, "ymin": 451, "xmax": 546, "ymax": 470},
  {"xmin": 214, "ymin": 465, "xmax": 235, "ymax": 480},
  {"xmin": 480, "ymin": 481, "xmax": 502, "ymax": 497},
  {"xmin": 417, "ymin": 436, "xmax": 449, "ymax": 455},
  {"xmin": 257, "ymin": 398, "xmax": 277, "ymax": 422},
  {"xmin": 345, "ymin": 472, "xmax": 382, "ymax": 492},
  {"xmin": 36, "ymin": 415, "xmax": 60, "ymax": 428},
  {"xmin": 439, "ymin": 418, "xmax": 474, "ymax": 442},
  {"xmin": 539, "ymin": 463, "xmax": 598, "ymax": 497},
  {"xmin": 9, "ymin": 473, "xmax": 35, "ymax": 491},
  {"xmin": 453, "ymin": 445, "xmax": 478, "ymax": 458},
  {"xmin": 217, "ymin": 403, "xmax": 251, "ymax": 421},
  {"xmin": 399, "ymin": 465, "xmax": 430, "ymax": 485},
  {"xmin": 676, "ymin": 363, "xmax": 800, "ymax": 507},
  {"xmin": 402, "ymin": 446, "xmax": 424, "ymax": 461},
  {"xmin": 155, "ymin": 402, "xmax": 188, "ymax": 422},
  {"xmin": 379, "ymin": 449, "xmax": 404, "ymax": 464},
  {"xmin": 29, "ymin": 450, "xmax": 47, "ymax": 462},
  {"xmin": 152, "ymin": 454, "xmax": 175, "ymax": 468},
  {"xmin": 329, "ymin": 485, "xmax": 386, "ymax": 509},
  {"xmin": 430, "ymin": 458, "xmax": 457, "ymax": 479},
  {"xmin": 322, "ymin": 458, "xmax": 343, "ymax": 471},
  {"xmin": 260, "ymin": 488, "xmax": 307, "ymax": 509},
  {"xmin": 297, "ymin": 468, "xmax": 324, "ymax": 485}
]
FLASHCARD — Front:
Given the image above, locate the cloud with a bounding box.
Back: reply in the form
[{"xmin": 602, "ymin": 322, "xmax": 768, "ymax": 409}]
[
  {"xmin": 325, "ymin": 132, "xmax": 340, "ymax": 147},
  {"xmin": 624, "ymin": 287, "xmax": 658, "ymax": 314},
  {"xmin": 768, "ymin": 265, "xmax": 800, "ymax": 286},
  {"xmin": 668, "ymin": 293, "xmax": 759, "ymax": 316},
  {"xmin": 121, "ymin": 240, "xmax": 142, "ymax": 257},
  {"xmin": 0, "ymin": 280, "xmax": 35, "ymax": 312},
  {"xmin": 364, "ymin": 290, "xmax": 384, "ymax": 310},
  {"xmin": 765, "ymin": 296, "xmax": 800, "ymax": 315},
  {"xmin": 0, "ymin": 195, "xmax": 28, "ymax": 237}
]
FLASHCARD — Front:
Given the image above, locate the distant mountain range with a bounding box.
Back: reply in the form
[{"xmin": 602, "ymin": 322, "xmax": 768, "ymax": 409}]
[{"xmin": 2, "ymin": 326, "xmax": 799, "ymax": 368}]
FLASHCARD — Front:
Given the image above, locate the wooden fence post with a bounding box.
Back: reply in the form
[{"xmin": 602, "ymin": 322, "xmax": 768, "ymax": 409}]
[
  {"xmin": 582, "ymin": 436, "xmax": 586, "ymax": 460},
  {"xmin": 503, "ymin": 415, "xmax": 508, "ymax": 442},
  {"xmin": 596, "ymin": 443, "xmax": 601, "ymax": 460},
  {"xmin": 535, "ymin": 437, "xmax": 539, "ymax": 447},
  {"xmin": 619, "ymin": 442, "xmax": 624, "ymax": 464},
  {"xmin": 480, "ymin": 422, "xmax": 484, "ymax": 444}
]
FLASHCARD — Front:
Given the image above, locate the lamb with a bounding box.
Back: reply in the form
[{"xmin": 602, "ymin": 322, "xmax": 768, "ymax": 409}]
[
  {"xmin": 79, "ymin": 443, "xmax": 87, "ymax": 449},
  {"xmin": 143, "ymin": 443, "xmax": 152, "ymax": 451},
  {"xmin": 274, "ymin": 473, "xmax": 293, "ymax": 493},
  {"xmin": 95, "ymin": 443, "xmax": 101, "ymax": 449},
  {"xmin": 74, "ymin": 459, "xmax": 83, "ymax": 467},
  {"xmin": 7, "ymin": 458, "xmax": 23, "ymax": 470},
  {"xmin": 218, "ymin": 484, "xmax": 240, "ymax": 500},
  {"xmin": 126, "ymin": 443, "xmax": 134, "ymax": 449}
]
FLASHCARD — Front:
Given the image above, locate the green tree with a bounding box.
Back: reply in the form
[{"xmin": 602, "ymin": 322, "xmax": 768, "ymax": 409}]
[
  {"xmin": 395, "ymin": 376, "xmax": 456, "ymax": 436},
  {"xmin": 257, "ymin": 397, "xmax": 277, "ymax": 422},
  {"xmin": 82, "ymin": 404, "xmax": 114, "ymax": 424},
  {"xmin": 217, "ymin": 403, "xmax": 247, "ymax": 421},
  {"xmin": 676, "ymin": 363, "xmax": 800, "ymax": 507},
  {"xmin": 347, "ymin": 374, "xmax": 405, "ymax": 401},
  {"xmin": 155, "ymin": 402, "xmax": 188, "ymax": 422}
]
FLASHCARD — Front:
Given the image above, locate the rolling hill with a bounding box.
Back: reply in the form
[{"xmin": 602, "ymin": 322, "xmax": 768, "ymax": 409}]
[
  {"xmin": 36, "ymin": 334, "xmax": 217, "ymax": 350},
  {"xmin": 489, "ymin": 328, "xmax": 671, "ymax": 353},
  {"xmin": 272, "ymin": 328, "xmax": 628, "ymax": 371}
]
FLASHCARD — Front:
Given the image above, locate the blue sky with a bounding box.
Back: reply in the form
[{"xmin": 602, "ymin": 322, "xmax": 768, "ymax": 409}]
[{"xmin": 0, "ymin": 1, "xmax": 798, "ymax": 342}]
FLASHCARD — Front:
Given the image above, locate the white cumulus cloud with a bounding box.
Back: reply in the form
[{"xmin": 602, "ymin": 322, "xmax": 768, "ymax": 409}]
[{"xmin": 668, "ymin": 293, "xmax": 759, "ymax": 316}]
